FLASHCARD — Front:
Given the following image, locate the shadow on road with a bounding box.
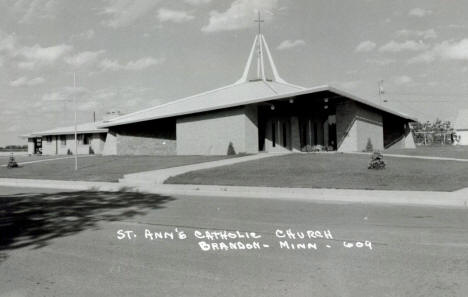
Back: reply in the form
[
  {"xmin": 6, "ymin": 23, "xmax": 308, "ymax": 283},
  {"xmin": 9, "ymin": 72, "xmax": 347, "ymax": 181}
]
[{"xmin": 0, "ymin": 189, "xmax": 174, "ymax": 261}]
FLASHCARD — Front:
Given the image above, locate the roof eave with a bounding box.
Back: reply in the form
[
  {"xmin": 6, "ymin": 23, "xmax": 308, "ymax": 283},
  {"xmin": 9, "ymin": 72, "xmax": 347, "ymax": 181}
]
[
  {"xmin": 98, "ymin": 84, "xmax": 416, "ymax": 128},
  {"xmin": 97, "ymin": 85, "xmax": 331, "ymax": 128},
  {"xmin": 328, "ymin": 85, "xmax": 418, "ymax": 122},
  {"xmin": 30, "ymin": 129, "xmax": 108, "ymax": 137}
]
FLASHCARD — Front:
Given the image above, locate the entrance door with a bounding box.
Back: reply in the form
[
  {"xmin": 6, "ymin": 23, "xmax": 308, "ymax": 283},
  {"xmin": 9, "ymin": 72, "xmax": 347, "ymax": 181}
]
[
  {"xmin": 269, "ymin": 119, "xmax": 290, "ymax": 151},
  {"xmin": 35, "ymin": 138, "xmax": 42, "ymax": 154},
  {"xmin": 299, "ymin": 119, "xmax": 317, "ymax": 147}
]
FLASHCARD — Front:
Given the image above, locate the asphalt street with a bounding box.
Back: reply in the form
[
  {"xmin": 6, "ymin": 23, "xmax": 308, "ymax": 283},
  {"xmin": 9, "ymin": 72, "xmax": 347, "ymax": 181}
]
[{"xmin": 0, "ymin": 186, "xmax": 467, "ymax": 297}]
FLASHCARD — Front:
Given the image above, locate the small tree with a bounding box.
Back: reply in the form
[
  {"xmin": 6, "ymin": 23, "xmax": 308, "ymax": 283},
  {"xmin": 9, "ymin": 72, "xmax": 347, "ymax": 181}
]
[
  {"xmin": 227, "ymin": 142, "xmax": 236, "ymax": 155},
  {"xmin": 365, "ymin": 138, "xmax": 373, "ymax": 152}
]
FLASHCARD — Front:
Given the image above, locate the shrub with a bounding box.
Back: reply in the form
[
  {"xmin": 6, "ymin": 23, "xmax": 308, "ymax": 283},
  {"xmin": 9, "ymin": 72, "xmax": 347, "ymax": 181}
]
[
  {"xmin": 365, "ymin": 138, "xmax": 373, "ymax": 152},
  {"xmin": 301, "ymin": 145, "xmax": 324, "ymax": 152},
  {"xmin": 7, "ymin": 154, "xmax": 18, "ymax": 168},
  {"xmin": 227, "ymin": 142, "xmax": 236, "ymax": 155},
  {"xmin": 368, "ymin": 151, "xmax": 385, "ymax": 170}
]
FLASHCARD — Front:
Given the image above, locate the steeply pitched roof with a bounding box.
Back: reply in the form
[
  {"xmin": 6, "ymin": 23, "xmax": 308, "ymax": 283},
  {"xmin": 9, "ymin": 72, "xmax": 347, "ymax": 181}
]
[
  {"xmin": 29, "ymin": 121, "xmax": 108, "ymax": 137},
  {"xmin": 454, "ymin": 109, "xmax": 468, "ymax": 130}
]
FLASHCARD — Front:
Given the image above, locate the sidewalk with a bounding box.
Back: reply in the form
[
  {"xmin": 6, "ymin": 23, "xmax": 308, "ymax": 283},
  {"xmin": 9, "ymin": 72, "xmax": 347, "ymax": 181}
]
[
  {"xmin": 1, "ymin": 178, "xmax": 466, "ymax": 208},
  {"xmin": 119, "ymin": 152, "xmax": 289, "ymax": 185}
]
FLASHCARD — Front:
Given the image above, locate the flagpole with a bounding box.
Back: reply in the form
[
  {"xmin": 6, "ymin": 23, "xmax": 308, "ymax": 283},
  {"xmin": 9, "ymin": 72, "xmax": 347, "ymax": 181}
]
[{"xmin": 74, "ymin": 72, "xmax": 78, "ymax": 171}]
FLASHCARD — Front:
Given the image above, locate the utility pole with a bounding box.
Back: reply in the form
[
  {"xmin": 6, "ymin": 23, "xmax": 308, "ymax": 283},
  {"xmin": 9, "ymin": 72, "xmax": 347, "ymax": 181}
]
[
  {"xmin": 378, "ymin": 80, "xmax": 387, "ymax": 104},
  {"xmin": 73, "ymin": 72, "xmax": 78, "ymax": 171}
]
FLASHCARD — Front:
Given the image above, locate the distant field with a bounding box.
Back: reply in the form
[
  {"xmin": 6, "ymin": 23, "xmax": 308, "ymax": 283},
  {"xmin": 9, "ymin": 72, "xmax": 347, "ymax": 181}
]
[
  {"xmin": 167, "ymin": 153, "xmax": 468, "ymax": 191},
  {"xmin": 0, "ymin": 151, "xmax": 28, "ymax": 157},
  {"xmin": 385, "ymin": 145, "xmax": 468, "ymax": 159},
  {"xmin": 0, "ymin": 154, "xmax": 60, "ymax": 165},
  {"xmin": 0, "ymin": 155, "xmax": 235, "ymax": 182}
]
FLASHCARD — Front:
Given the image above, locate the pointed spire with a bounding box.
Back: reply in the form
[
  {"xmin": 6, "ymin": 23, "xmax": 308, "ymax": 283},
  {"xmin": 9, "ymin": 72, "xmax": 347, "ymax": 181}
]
[
  {"xmin": 235, "ymin": 12, "xmax": 305, "ymax": 89},
  {"xmin": 235, "ymin": 34, "xmax": 286, "ymax": 84}
]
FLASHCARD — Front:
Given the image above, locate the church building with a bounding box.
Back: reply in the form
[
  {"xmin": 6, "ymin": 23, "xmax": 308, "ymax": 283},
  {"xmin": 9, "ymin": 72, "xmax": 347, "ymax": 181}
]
[{"xmin": 25, "ymin": 33, "xmax": 416, "ymax": 156}]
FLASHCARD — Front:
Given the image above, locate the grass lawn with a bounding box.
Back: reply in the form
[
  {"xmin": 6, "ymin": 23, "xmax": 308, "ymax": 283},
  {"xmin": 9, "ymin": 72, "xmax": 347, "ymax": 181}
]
[
  {"xmin": 0, "ymin": 155, "xmax": 234, "ymax": 182},
  {"xmin": 166, "ymin": 153, "xmax": 468, "ymax": 191},
  {"xmin": 385, "ymin": 145, "xmax": 468, "ymax": 159}
]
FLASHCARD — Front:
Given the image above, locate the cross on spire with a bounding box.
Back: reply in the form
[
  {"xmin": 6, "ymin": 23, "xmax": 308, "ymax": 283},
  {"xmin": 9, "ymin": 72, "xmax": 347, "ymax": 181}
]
[{"xmin": 254, "ymin": 11, "xmax": 264, "ymax": 35}]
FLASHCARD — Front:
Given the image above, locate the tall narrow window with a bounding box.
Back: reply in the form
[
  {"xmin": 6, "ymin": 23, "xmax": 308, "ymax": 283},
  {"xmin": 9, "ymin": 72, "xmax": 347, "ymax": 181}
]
[
  {"xmin": 272, "ymin": 121, "xmax": 276, "ymax": 147},
  {"xmin": 282, "ymin": 122, "xmax": 287, "ymax": 147},
  {"xmin": 83, "ymin": 134, "xmax": 90, "ymax": 145},
  {"xmin": 314, "ymin": 122, "xmax": 318, "ymax": 145}
]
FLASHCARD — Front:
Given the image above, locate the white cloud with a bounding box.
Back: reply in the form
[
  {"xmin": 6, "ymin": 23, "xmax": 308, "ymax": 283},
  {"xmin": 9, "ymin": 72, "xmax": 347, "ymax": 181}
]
[
  {"xmin": 448, "ymin": 24, "xmax": 467, "ymax": 29},
  {"xmin": 0, "ymin": 32, "xmax": 17, "ymax": 54},
  {"xmin": 394, "ymin": 75, "xmax": 413, "ymax": 85},
  {"xmin": 354, "ymin": 40, "xmax": 376, "ymax": 53},
  {"xmin": 9, "ymin": 76, "xmax": 45, "ymax": 87},
  {"xmin": 100, "ymin": 0, "xmax": 161, "ymax": 28},
  {"xmin": 277, "ymin": 39, "xmax": 306, "ymax": 51},
  {"xmin": 157, "ymin": 8, "xmax": 195, "ymax": 23},
  {"xmin": 379, "ymin": 40, "xmax": 428, "ymax": 53},
  {"xmin": 409, "ymin": 39, "xmax": 468, "ymax": 64},
  {"xmin": 15, "ymin": 0, "xmax": 58, "ymax": 24},
  {"xmin": 73, "ymin": 29, "xmax": 95, "ymax": 40},
  {"xmin": 126, "ymin": 57, "xmax": 163, "ymax": 70},
  {"xmin": 17, "ymin": 61, "xmax": 36, "ymax": 70},
  {"xmin": 20, "ymin": 44, "xmax": 72, "ymax": 63},
  {"xmin": 395, "ymin": 29, "xmax": 437, "ymax": 40},
  {"xmin": 202, "ymin": 0, "xmax": 279, "ymax": 33},
  {"xmin": 41, "ymin": 87, "xmax": 88, "ymax": 102},
  {"xmin": 366, "ymin": 58, "xmax": 396, "ymax": 66},
  {"xmin": 99, "ymin": 56, "xmax": 163, "ymax": 71},
  {"xmin": 65, "ymin": 50, "xmax": 105, "ymax": 67},
  {"xmin": 409, "ymin": 8, "xmax": 432, "ymax": 18},
  {"xmin": 184, "ymin": 0, "xmax": 212, "ymax": 5},
  {"xmin": 1, "ymin": 31, "xmax": 72, "ymax": 69},
  {"xmin": 436, "ymin": 39, "xmax": 468, "ymax": 60}
]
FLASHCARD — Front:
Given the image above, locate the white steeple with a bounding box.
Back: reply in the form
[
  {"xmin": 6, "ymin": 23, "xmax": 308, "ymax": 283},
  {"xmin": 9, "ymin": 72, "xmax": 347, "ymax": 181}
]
[{"xmin": 235, "ymin": 12, "xmax": 290, "ymax": 85}]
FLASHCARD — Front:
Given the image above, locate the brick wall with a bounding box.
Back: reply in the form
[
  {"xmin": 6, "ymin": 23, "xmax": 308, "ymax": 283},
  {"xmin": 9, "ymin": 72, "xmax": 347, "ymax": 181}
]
[
  {"xmin": 40, "ymin": 133, "xmax": 106, "ymax": 155},
  {"xmin": 41, "ymin": 136, "xmax": 57, "ymax": 155},
  {"xmin": 110, "ymin": 119, "xmax": 176, "ymax": 155},
  {"xmin": 102, "ymin": 131, "xmax": 117, "ymax": 155},
  {"xmin": 27, "ymin": 138, "xmax": 35, "ymax": 155}
]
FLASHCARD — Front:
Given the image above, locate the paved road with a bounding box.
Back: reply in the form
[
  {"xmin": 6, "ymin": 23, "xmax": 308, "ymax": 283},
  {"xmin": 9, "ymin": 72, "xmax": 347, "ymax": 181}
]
[{"xmin": 1, "ymin": 186, "xmax": 467, "ymax": 297}]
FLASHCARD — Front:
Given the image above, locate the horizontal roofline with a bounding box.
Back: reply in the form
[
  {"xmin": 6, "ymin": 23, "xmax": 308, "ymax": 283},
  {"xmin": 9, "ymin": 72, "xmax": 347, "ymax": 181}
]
[
  {"xmin": 30, "ymin": 129, "xmax": 108, "ymax": 137},
  {"xmin": 28, "ymin": 121, "xmax": 108, "ymax": 137}
]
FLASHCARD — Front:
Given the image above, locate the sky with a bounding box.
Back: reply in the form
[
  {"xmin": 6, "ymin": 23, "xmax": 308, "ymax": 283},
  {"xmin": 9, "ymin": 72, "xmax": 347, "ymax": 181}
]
[{"xmin": 1, "ymin": 0, "xmax": 468, "ymax": 145}]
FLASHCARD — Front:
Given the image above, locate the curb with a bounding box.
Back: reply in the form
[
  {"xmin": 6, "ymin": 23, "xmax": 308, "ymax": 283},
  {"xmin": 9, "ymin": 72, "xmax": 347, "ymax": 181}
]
[{"xmin": 1, "ymin": 178, "xmax": 467, "ymax": 209}]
